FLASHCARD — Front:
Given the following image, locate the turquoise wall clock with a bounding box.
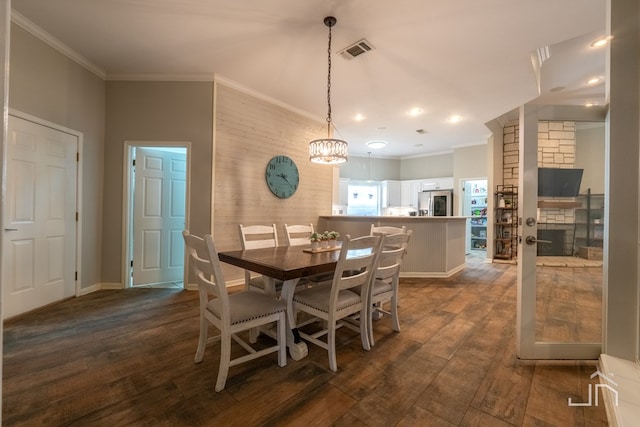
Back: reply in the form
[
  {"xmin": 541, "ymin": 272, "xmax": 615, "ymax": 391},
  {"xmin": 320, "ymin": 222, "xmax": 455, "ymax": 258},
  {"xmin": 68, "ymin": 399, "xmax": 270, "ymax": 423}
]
[{"xmin": 265, "ymin": 155, "xmax": 299, "ymax": 199}]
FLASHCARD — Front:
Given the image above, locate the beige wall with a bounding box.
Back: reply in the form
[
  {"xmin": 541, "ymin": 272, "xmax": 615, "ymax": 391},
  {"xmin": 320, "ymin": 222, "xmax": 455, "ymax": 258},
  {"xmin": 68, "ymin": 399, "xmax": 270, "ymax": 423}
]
[
  {"xmin": 104, "ymin": 80, "xmax": 213, "ymax": 284},
  {"xmin": 338, "ymin": 155, "xmax": 402, "ymax": 180},
  {"xmin": 453, "ymin": 144, "xmax": 488, "ymax": 214},
  {"xmin": 453, "ymin": 144, "xmax": 487, "ymax": 180},
  {"xmin": 9, "ymin": 23, "xmax": 105, "ymax": 290},
  {"xmin": 339, "ymin": 152, "xmax": 455, "ymax": 181},
  {"xmin": 400, "ymin": 153, "xmax": 454, "ymax": 180},
  {"xmin": 213, "ymin": 83, "xmax": 331, "ymax": 282}
]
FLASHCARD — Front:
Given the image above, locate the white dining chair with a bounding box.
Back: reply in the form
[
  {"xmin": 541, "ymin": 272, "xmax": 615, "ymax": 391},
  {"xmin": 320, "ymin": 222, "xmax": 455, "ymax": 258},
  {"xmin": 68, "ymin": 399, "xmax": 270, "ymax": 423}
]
[
  {"xmin": 365, "ymin": 230, "xmax": 412, "ymax": 346},
  {"xmin": 370, "ymin": 224, "xmax": 407, "ymax": 236},
  {"xmin": 238, "ymin": 224, "xmax": 281, "ymax": 294},
  {"xmin": 292, "ymin": 234, "xmax": 382, "ymax": 372},
  {"xmin": 283, "ymin": 223, "xmax": 314, "ymax": 246},
  {"xmin": 183, "ymin": 230, "xmax": 286, "ymax": 392}
]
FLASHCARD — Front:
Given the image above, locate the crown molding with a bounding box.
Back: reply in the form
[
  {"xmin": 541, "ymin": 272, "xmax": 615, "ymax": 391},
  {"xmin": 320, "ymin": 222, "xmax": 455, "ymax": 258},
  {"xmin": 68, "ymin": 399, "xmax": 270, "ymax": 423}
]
[
  {"xmin": 11, "ymin": 10, "xmax": 106, "ymax": 79},
  {"xmin": 107, "ymin": 73, "xmax": 216, "ymax": 82}
]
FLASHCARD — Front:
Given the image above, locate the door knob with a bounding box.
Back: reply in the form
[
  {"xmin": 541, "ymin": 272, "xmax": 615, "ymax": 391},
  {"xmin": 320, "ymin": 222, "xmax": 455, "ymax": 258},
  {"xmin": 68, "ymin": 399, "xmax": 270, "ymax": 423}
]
[{"xmin": 525, "ymin": 236, "xmax": 552, "ymax": 245}]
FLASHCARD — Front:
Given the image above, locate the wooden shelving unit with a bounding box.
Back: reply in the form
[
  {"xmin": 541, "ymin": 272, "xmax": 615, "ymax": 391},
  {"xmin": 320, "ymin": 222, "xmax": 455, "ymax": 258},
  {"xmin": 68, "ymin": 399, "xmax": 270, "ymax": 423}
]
[{"xmin": 494, "ymin": 185, "xmax": 518, "ymax": 261}]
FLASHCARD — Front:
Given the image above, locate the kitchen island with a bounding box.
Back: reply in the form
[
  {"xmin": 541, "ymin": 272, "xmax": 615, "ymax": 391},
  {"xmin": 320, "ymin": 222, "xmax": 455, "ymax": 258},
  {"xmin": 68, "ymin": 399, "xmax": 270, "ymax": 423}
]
[{"xmin": 318, "ymin": 216, "xmax": 466, "ymax": 278}]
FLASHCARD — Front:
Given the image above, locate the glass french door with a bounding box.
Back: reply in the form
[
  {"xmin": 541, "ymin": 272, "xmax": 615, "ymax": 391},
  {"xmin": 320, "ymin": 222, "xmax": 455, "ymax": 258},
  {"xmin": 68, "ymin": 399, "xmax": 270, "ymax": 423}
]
[{"xmin": 516, "ymin": 104, "xmax": 602, "ymax": 359}]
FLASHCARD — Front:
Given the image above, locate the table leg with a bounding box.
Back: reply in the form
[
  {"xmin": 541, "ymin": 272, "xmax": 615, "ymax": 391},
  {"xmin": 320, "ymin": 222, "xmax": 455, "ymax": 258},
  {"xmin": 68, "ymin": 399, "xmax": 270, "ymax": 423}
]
[{"xmin": 277, "ymin": 277, "xmax": 308, "ymax": 361}]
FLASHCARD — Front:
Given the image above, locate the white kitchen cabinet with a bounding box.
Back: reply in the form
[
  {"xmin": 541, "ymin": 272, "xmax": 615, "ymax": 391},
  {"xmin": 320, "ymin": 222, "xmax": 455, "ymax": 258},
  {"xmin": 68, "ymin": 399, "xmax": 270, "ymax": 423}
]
[
  {"xmin": 381, "ymin": 180, "xmax": 402, "ymax": 207},
  {"xmin": 338, "ymin": 178, "xmax": 349, "ymax": 206},
  {"xmin": 437, "ymin": 177, "xmax": 454, "ymax": 190},
  {"xmin": 400, "ymin": 181, "xmax": 412, "ymax": 207},
  {"xmin": 420, "ymin": 177, "xmax": 454, "ymax": 191},
  {"xmin": 407, "ymin": 180, "xmax": 421, "ymax": 208}
]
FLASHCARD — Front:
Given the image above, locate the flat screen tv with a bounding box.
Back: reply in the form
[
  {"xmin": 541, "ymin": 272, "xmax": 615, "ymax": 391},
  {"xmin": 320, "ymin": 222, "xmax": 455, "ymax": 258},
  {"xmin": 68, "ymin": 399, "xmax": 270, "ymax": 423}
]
[{"xmin": 538, "ymin": 168, "xmax": 583, "ymax": 197}]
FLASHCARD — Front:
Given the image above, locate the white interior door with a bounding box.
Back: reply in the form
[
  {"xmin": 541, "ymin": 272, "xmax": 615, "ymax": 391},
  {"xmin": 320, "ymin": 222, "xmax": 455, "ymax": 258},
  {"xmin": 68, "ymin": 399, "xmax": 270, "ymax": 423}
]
[
  {"xmin": 2, "ymin": 116, "xmax": 77, "ymax": 319},
  {"xmin": 132, "ymin": 147, "xmax": 186, "ymax": 286}
]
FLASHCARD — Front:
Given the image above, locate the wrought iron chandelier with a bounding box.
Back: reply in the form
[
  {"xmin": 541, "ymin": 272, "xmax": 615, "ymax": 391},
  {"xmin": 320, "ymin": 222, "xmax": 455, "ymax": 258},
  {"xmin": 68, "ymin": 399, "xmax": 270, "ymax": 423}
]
[{"xmin": 309, "ymin": 16, "xmax": 348, "ymax": 164}]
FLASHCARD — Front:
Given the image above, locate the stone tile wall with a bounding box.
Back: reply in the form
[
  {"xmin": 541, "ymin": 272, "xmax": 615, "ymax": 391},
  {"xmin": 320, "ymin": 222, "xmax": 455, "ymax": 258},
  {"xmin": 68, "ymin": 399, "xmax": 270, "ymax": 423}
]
[{"xmin": 502, "ymin": 120, "xmax": 577, "ymax": 255}]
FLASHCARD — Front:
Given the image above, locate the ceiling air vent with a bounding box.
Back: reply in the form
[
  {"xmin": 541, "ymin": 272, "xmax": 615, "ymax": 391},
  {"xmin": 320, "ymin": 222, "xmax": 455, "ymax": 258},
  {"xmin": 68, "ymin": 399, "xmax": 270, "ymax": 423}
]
[{"xmin": 339, "ymin": 39, "xmax": 375, "ymax": 60}]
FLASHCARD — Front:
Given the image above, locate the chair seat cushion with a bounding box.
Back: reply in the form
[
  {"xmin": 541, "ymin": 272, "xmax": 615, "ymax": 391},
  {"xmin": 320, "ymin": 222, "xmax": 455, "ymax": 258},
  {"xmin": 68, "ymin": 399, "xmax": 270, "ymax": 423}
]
[
  {"xmin": 352, "ymin": 278, "xmax": 392, "ymax": 296},
  {"xmin": 293, "ymin": 286, "xmax": 361, "ymax": 312},
  {"xmin": 371, "ymin": 278, "xmax": 393, "ymax": 296},
  {"xmin": 207, "ymin": 292, "xmax": 285, "ymax": 325}
]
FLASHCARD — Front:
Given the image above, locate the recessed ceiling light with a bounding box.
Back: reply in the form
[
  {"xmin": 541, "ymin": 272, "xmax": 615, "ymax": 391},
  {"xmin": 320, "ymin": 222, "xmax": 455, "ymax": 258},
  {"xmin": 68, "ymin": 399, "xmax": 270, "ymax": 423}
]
[
  {"xmin": 354, "ymin": 113, "xmax": 366, "ymax": 121},
  {"xmin": 587, "ymin": 77, "xmax": 602, "ymax": 85},
  {"xmin": 448, "ymin": 115, "xmax": 462, "ymax": 123},
  {"xmin": 409, "ymin": 107, "xmax": 423, "ymax": 117},
  {"xmin": 585, "ymin": 102, "xmax": 596, "ymax": 107},
  {"xmin": 367, "ymin": 140, "xmax": 387, "ymax": 149},
  {"xmin": 591, "ymin": 36, "xmax": 613, "ymax": 48}
]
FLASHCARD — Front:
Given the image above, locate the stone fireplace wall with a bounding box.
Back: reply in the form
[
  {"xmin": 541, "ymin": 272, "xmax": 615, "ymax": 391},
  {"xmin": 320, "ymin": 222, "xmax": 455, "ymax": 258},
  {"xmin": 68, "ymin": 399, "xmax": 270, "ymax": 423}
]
[{"xmin": 502, "ymin": 120, "xmax": 577, "ymax": 255}]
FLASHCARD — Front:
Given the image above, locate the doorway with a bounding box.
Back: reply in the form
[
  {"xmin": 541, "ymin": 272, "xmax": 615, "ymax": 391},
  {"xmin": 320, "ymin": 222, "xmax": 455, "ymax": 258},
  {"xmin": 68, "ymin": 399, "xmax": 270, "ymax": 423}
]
[
  {"xmin": 462, "ymin": 179, "xmax": 488, "ymax": 254},
  {"xmin": 123, "ymin": 142, "xmax": 190, "ymax": 288}
]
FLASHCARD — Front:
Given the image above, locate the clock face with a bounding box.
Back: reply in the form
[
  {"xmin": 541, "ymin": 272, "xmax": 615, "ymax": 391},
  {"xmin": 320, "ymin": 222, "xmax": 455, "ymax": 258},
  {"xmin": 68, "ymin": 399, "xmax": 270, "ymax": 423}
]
[{"xmin": 265, "ymin": 155, "xmax": 299, "ymax": 199}]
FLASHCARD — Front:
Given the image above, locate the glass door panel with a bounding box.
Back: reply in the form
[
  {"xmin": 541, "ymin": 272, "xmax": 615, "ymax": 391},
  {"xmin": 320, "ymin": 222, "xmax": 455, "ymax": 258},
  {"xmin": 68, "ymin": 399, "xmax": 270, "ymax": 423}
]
[{"xmin": 517, "ymin": 105, "xmax": 602, "ymax": 359}]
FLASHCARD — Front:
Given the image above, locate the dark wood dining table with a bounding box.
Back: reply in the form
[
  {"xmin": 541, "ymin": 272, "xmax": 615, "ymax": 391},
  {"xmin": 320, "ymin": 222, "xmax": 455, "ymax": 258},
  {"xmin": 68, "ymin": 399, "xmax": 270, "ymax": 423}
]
[{"xmin": 218, "ymin": 244, "xmax": 342, "ymax": 360}]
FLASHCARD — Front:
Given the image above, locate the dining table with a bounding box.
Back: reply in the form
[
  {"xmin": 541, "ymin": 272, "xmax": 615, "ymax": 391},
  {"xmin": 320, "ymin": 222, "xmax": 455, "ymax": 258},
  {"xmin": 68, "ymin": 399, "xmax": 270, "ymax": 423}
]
[{"xmin": 218, "ymin": 244, "xmax": 342, "ymax": 360}]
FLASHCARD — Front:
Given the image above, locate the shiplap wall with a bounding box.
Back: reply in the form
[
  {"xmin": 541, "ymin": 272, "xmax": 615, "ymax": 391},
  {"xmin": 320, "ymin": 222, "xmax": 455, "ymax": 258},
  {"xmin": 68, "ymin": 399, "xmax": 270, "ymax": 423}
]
[{"xmin": 213, "ymin": 83, "xmax": 334, "ymax": 282}]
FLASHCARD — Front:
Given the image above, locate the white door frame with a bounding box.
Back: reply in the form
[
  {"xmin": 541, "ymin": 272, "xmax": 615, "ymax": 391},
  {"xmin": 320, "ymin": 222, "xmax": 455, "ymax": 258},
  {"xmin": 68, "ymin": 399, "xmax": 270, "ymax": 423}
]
[
  {"xmin": 122, "ymin": 141, "xmax": 191, "ymax": 288},
  {"xmin": 516, "ymin": 104, "xmax": 605, "ymax": 359},
  {"xmin": 6, "ymin": 109, "xmax": 83, "ymax": 297}
]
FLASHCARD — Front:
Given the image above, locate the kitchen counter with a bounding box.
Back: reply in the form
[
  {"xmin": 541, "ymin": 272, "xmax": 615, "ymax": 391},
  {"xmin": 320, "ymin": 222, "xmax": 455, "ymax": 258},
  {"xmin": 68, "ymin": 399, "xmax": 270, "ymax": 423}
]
[{"xmin": 318, "ymin": 216, "xmax": 466, "ymax": 278}]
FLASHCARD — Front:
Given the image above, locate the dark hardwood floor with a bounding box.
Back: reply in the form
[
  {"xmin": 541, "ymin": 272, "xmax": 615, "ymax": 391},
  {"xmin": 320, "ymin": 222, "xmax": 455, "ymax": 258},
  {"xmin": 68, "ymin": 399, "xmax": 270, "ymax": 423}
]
[{"xmin": 3, "ymin": 256, "xmax": 608, "ymax": 426}]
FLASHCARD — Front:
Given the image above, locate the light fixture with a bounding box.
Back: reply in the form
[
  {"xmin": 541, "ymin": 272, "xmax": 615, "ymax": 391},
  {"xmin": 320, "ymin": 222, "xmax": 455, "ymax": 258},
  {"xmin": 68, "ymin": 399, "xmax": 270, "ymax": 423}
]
[
  {"xmin": 448, "ymin": 114, "xmax": 462, "ymax": 123},
  {"xmin": 354, "ymin": 113, "xmax": 366, "ymax": 122},
  {"xmin": 591, "ymin": 36, "xmax": 613, "ymax": 48},
  {"xmin": 309, "ymin": 16, "xmax": 348, "ymax": 165},
  {"xmin": 409, "ymin": 107, "xmax": 423, "ymax": 117},
  {"xmin": 367, "ymin": 140, "xmax": 387, "ymax": 149},
  {"xmin": 587, "ymin": 77, "xmax": 602, "ymax": 85}
]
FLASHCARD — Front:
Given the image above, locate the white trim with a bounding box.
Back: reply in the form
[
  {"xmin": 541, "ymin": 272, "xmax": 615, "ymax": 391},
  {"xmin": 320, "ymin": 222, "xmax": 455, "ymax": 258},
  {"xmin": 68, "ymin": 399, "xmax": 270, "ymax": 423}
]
[
  {"xmin": 99, "ymin": 283, "xmax": 124, "ymax": 290},
  {"xmin": 122, "ymin": 141, "xmax": 192, "ymax": 289},
  {"xmin": 451, "ymin": 141, "xmax": 489, "ymax": 150},
  {"xmin": 399, "ymin": 264, "xmax": 465, "ymax": 279},
  {"xmin": 78, "ymin": 283, "xmax": 102, "ymax": 296},
  {"xmin": 11, "ymin": 11, "xmax": 106, "ymax": 79},
  {"xmin": 107, "ymin": 73, "xmax": 215, "ymax": 82},
  {"xmin": 8, "ymin": 109, "xmax": 84, "ymax": 299}
]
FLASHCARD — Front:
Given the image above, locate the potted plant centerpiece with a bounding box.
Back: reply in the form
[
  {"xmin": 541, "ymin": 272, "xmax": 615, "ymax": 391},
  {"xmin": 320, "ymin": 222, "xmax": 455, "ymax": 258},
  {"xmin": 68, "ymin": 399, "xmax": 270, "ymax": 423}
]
[
  {"xmin": 309, "ymin": 232, "xmax": 321, "ymax": 250},
  {"xmin": 327, "ymin": 230, "xmax": 340, "ymax": 247},
  {"xmin": 320, "ymin": 231, "xmax": 330, "ymax": 248}
]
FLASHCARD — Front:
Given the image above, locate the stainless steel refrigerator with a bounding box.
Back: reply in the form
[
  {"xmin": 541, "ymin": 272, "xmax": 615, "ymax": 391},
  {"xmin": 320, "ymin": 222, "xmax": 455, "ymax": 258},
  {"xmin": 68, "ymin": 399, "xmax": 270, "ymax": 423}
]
[{"xmin": 418, "ymin": 190, "xmax": 453, "ymax": 216}]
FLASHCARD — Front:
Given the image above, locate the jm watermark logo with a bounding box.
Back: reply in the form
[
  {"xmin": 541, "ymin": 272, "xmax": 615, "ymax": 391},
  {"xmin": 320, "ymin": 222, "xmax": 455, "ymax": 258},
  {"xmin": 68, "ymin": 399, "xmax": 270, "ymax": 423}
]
[{"xmin": 568, "ymin": 370, "xmax": 618, "ymax": 407}]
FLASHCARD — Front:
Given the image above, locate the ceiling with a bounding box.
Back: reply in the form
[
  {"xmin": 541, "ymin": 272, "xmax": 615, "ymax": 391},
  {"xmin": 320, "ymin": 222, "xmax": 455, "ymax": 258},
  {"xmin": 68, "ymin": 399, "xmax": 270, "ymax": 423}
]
[{"xmin": 11, "ymin": 0, "xmax": 608, "ymax": 158}]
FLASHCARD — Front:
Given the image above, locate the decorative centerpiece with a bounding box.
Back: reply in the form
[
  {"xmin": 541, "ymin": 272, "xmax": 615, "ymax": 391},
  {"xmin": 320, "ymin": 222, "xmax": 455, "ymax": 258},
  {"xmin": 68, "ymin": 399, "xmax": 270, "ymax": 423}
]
[
  {"xmin": 320, "ymin": 231, "xmax": 330, "ymax": 248},
  {"xmin": 327, "ymin": 230, "xmax": 340, "ymax": 247},
  {"xmin": 309, "ymin": 232, "xmax": 321, "ymax": 250}
]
